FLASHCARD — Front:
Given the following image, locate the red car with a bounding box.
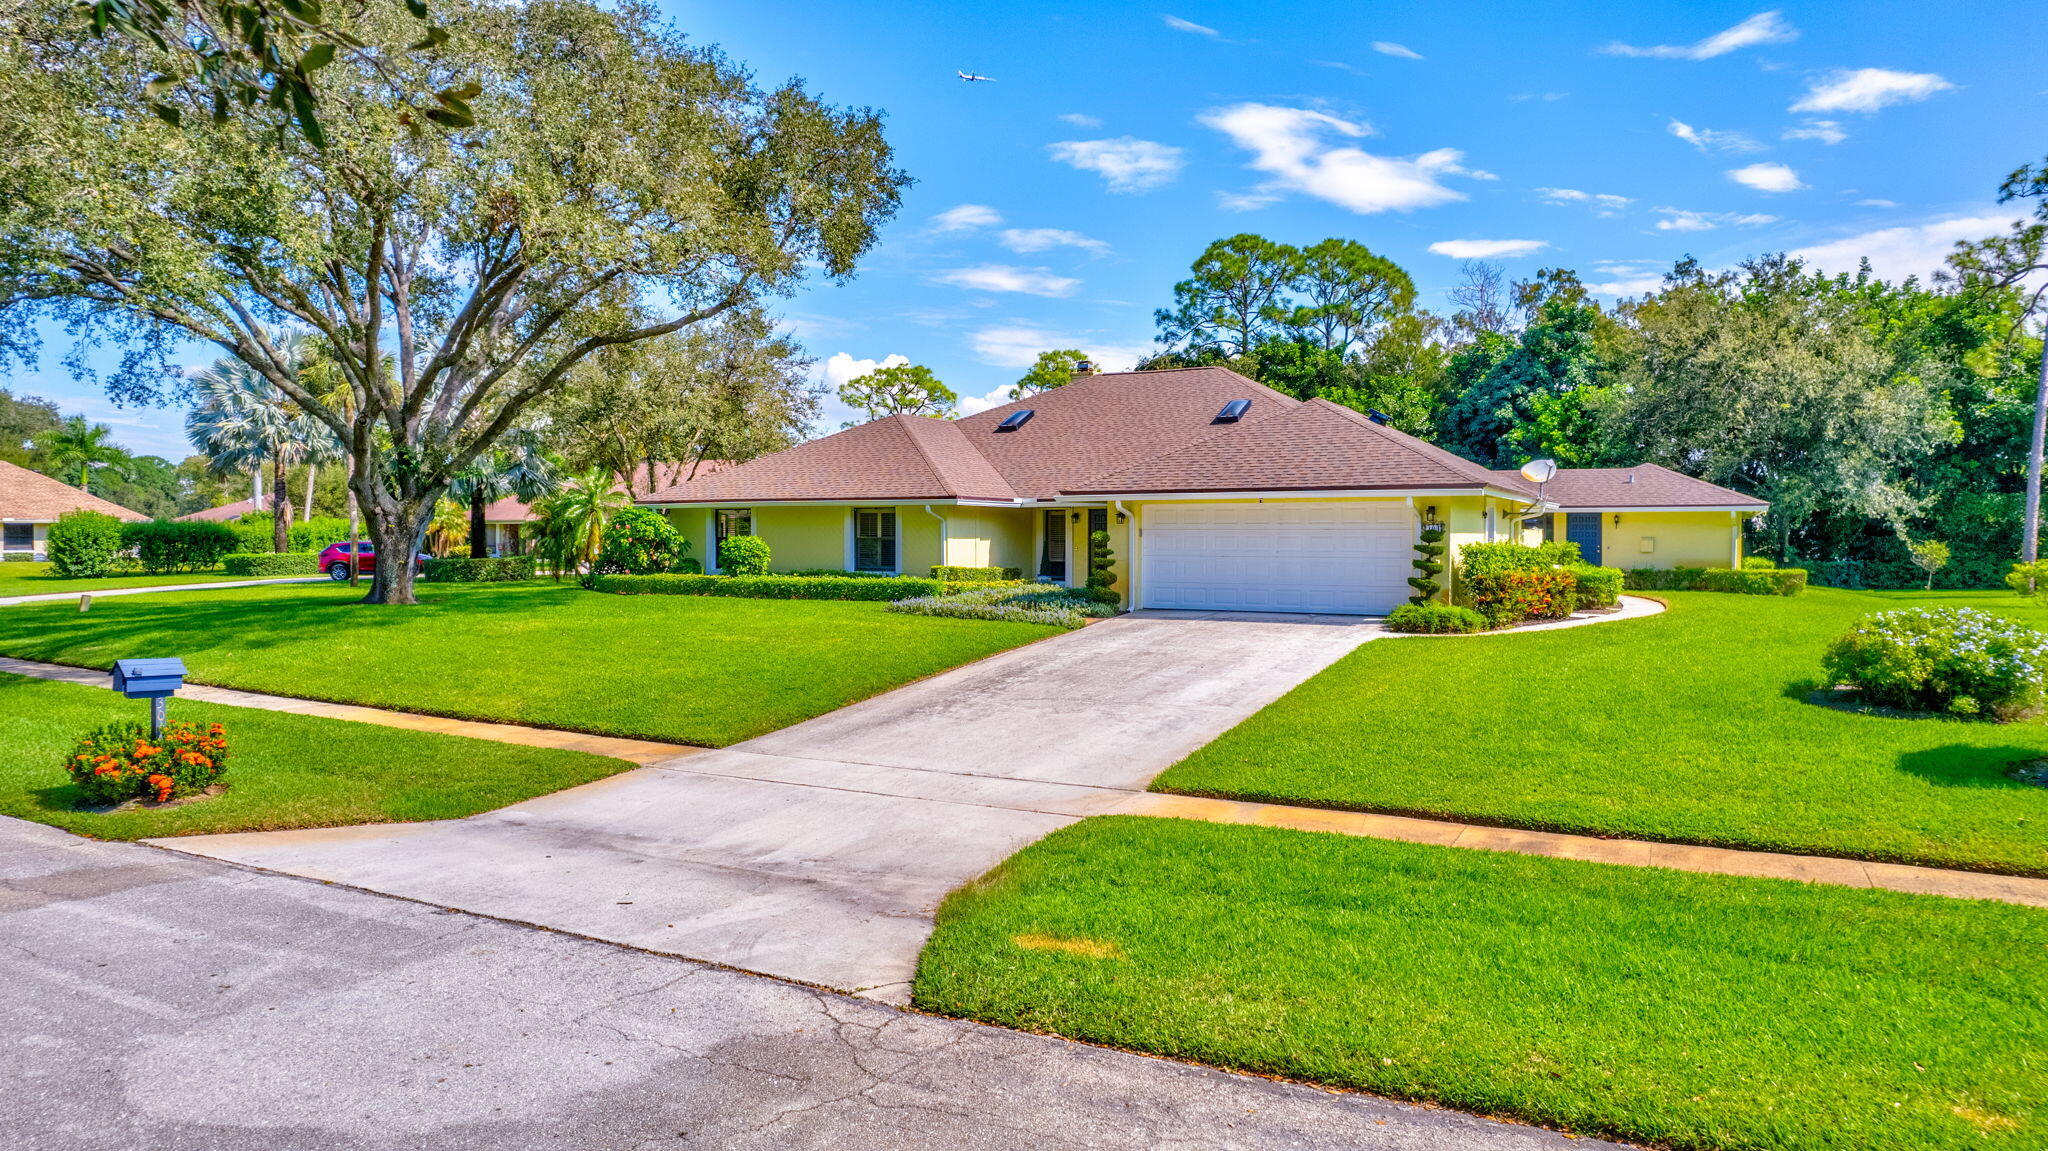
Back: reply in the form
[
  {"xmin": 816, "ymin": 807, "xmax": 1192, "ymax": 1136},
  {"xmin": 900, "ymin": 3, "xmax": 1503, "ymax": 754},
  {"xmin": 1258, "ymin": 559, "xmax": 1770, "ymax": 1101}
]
[{"xmin": 319, "ymin": 541, "xmax": 430, "ymax": 581}]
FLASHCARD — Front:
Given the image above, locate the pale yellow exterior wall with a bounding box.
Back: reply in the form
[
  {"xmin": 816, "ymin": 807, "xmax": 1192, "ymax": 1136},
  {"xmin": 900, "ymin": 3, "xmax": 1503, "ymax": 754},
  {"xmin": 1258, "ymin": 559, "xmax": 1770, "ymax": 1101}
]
[
  {"xmin": 1599, "ymin": 511, "xmax": 1743, "ymax": 569},
  {"xmin": 750, "ymin": 506, "xmax": 846, "ymax": 571}
]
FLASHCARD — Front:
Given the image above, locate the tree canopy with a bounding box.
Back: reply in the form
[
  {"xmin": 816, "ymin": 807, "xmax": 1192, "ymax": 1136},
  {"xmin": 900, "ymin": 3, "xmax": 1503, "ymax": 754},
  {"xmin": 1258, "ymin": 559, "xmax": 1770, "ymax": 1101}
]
[
  {"xmin": 0, "ymin": 0, "xmax": 906, "ymax": 602},
  {"xmin": 839, "ymin": 362, "xmax": 955, "ymax": 424}
]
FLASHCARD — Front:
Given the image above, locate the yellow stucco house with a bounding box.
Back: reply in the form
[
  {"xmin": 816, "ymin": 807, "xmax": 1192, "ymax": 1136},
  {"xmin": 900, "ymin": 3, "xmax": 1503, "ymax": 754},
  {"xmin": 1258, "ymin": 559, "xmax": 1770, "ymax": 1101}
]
[{"xmin": 639, "ymin": 367, "xmax": 1766, "ymax": 615}]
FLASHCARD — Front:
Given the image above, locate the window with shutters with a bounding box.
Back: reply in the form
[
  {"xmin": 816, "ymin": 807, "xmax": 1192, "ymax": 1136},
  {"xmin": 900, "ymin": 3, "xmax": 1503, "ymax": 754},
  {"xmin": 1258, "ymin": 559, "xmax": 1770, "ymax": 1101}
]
[
  {"xmin": 854, "ymin": 508, "xmax": 897, "ymax": 572},
  {"xmin": 1040, "ymin": 510, "xmax": 1067, "ymax": 581}
]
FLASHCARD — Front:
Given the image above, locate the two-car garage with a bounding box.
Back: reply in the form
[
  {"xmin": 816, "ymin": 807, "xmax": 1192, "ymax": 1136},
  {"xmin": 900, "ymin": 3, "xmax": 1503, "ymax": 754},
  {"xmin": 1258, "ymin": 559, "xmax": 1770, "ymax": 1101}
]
[{"xmin": 1138, "ymin": 502, "xmax": 1413, "ymax": 615}]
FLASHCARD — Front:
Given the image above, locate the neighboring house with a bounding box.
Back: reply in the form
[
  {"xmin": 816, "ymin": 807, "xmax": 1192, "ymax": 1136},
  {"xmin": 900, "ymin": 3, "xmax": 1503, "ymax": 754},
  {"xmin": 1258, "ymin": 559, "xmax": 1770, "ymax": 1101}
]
[
  {"xmin": 638, "ymin": 366, "xmax": 1767, "ymax": 615},
  {"xmin": 482, "ymin": 461, "xmax": 734, "ymax": 556},
  {"xmin": 176, "ymin": 497, "xmax": 263, "ymax": 523},
  {"xmin": 0, "ymin": 459, "xmax": 148, "ymax": 559}
]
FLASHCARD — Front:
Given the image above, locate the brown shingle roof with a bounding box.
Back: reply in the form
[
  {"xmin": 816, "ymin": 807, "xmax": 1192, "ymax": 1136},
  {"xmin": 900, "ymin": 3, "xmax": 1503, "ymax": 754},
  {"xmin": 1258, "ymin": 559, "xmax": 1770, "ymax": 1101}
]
[
  {"xmin": 1491, "ymin": 464, "xmax": 1765, "ymax": 509},
  {"xmin": 641, "ymin": 417, "xmax": 1017, "ymax": 504},
  {"xmin": 1065, "ymin": 399, "xmax": 1516, "ymax": 495},
  {"xmin": 0, "ymin": 460, "xmax": 147, "ymax": 522},
  {"xmin": 954, "ymin": 366, "xmax": 1301, "ymax": 498},
  {"xmin": 176, "ymin": 496, "xmax": 261, "ymax": 522}
]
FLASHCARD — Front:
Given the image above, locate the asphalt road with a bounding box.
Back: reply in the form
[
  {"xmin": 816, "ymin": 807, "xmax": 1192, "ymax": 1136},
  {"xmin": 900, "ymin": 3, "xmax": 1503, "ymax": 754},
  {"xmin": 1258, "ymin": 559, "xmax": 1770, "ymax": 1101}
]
[{"xmin": 0, "ymin": 816, "xmax": 1614, "ymax": 1151}]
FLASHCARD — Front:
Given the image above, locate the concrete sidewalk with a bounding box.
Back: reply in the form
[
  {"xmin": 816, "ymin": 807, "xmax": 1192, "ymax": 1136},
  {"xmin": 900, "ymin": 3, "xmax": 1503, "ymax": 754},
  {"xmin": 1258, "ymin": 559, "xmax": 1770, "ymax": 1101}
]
[
  {"xmin": 0, "ymin": 816, "xmax": 1610, "ymax": 1151},
  {"xmin": 144, "ymin": 612, "xmax": 1386, "ymax": 1000},
  {"xmin": 0, "ymin": 575, "xmax": 323, "ymax": 606}
]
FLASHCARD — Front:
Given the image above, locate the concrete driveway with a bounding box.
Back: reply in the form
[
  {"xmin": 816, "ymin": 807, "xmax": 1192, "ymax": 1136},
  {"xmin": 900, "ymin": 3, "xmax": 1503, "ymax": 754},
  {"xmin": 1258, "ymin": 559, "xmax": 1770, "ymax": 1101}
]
[
  {"xmin": 1, "ymin": 817, "xmax": 1605, "ymax": 1151},
  {"xmin": 151, "ymin": 612, "xmax": 1381, "ymax": 999}
]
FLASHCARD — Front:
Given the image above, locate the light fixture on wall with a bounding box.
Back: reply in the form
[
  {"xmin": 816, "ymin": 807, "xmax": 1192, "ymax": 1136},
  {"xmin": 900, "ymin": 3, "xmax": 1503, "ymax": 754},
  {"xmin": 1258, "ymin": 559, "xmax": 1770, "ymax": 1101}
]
[
  {"xmin": 1071, "ymin": 511, "xmax": 1082, "ymax": 523},
  {"xmin": 1114, "ymin": 511, "xmax": 1127, "ymax": 524},
  {"xmin": 1424, "ymin": 505, "xmax": 1437, "ymax": 520},
  {"xmin": 1613, "ymin": 513, "xmax": 1622, "ymax": 527}
]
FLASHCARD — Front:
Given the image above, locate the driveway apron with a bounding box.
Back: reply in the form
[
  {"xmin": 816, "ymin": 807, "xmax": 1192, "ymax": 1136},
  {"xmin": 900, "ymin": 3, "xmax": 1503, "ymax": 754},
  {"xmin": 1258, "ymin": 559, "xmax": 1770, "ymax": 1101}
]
[{"xmin": 148, "ymin": 612, "xmax": 1382, "ymax": 999}]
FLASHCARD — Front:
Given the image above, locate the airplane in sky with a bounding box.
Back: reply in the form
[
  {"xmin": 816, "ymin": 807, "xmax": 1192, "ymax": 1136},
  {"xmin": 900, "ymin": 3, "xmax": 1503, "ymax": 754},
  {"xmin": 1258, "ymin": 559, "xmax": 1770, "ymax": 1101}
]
[{"xmin": 956, "ymin": 70, "xmax": 995, "ymax": 82}]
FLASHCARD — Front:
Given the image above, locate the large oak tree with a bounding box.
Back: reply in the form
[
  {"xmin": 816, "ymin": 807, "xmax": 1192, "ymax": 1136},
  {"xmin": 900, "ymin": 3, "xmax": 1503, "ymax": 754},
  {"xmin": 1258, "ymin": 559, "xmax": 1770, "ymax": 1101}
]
[{"xmin": 0, "ymin": 0, "xmax": 905, "ymax": 602}]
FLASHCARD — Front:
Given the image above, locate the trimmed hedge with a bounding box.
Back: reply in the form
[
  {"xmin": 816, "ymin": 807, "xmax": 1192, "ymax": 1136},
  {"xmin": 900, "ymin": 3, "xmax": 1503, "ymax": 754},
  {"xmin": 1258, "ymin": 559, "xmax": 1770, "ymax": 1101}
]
[
  {"xmin": 593, "ymin": 573, "xmax": 949, "ymax": 600},
  {"xmin": 122, "ymin": 520, "xmax": 238, "ymax": 573},
  {"xmin": 423, "ymin": 555, "xmax": 536, "ymax": 582},
  {"xmin": 932, "ymin": 565, "xmax": 1023, "ymax": 582},
  {"xmin": 1568, "ymin": 564, "xmax": 1624, "ymax": 609},
  {"xmin": 222, "ymin": 552, "xmax": 321, "ymax": 577},
  {"xmin": 1385, "ymin": 603, "xmax": 1488, "ymax": 634},
  {"xmin": 1625, "ymin": 567, "xmax": 1807, "ymax": 596},
  {"xmin": 287, "ymin": 516, "xmax": 351, "ymax": 554},
  {"xmin": 47, "ymin": 509, "xmax": 125, "ymax": 578}
]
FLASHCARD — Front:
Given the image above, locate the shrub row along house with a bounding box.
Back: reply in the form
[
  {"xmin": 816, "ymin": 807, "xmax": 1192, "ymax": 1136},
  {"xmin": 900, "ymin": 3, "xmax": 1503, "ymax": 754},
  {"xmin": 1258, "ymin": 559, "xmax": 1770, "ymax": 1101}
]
[
  {"xmin": 0, "ymin": 459, "xmax": 146, "ymax": 559},
  {"xmin": 637, "ymin": 367, "xmax": 1766, "ymax": 614}
]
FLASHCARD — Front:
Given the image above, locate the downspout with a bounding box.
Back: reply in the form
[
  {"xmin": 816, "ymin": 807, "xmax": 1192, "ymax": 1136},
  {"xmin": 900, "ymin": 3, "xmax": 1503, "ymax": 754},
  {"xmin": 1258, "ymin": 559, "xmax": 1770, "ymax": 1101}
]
[{"xmin": 923, "ymin": 504, "xmax": 947, "ymax": 572}]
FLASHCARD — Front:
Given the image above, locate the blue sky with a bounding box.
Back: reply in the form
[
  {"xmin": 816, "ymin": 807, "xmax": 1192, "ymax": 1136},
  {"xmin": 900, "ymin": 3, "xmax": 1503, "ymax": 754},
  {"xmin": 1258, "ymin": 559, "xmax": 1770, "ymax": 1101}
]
[{"xmin": 15, "ymin": 2, "xmax": 2045, "ymax": 454}]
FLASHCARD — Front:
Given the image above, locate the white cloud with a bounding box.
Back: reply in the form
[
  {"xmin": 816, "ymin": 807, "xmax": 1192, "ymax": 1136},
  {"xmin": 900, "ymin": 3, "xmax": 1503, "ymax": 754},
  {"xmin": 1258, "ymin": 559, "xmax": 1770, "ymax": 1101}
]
[
  {"xmin": 997, "ymin": 227, "xmax": 1111, "ymax": 255},
  {"xmin": 1603, "ymin": 11, "xmax": 1797, "ymax": 60},
  {"xmin": 1200, "ymin": 103, "xmax": 1481, "ymax": 215},
  {"xmin": 1792, "ymin": 213, "xmax": 2014, "ymax": 282},
  {"xmin": 1668, "ymin": 119, "xmax": 1763, "ymax": 153},
  {"xmin": 821, "ymin": 352, "xmax": 909, "ymax": 390},
  {"xmin": 1791, "ymin": 68, "xmax": 1954, "ymax": 114},
  {"xmin": 1727, "ymin": 162, "xmax": 1805, "ymax": 193},
  {"xmin": 1587, "ymin": 273, "xmax": 1665, "ymax": 298},
  {"xmin": 1855, "ymin": 198, "xmax": 1899, "ymax": 208},
  {"xmin": 1782, "ymin": 119, "xmax": 1847, "ymax": 144},
  {"xmin": 1537, "ymin": 187, "xmax": 1634, "ymax": 215},
  {"xmin": 955, "ymin": 386, "xmax": 1016, "ymax": 418},
  {"xmin": 1653, "ymin": 208, "xmax": 1779, "ymax": 232},
  {"xmin": 969, "ymin": 325, "xmax": 1151, "ymax": 371},
  {"xmin": 1162, "ymin": 14, "xmax": 1218, "ymax": 37},
  {"xmin": 933, "ymin": 264, "xmax": 1081, "ymax": 297},
  {"xmin": 930, "ymin": 204, "xmax": 1002, "ymax": 233},
  {"xmin": 1057, "ymin": 112, "xmax": 1102, "ymax": 128},
  {"xmin": 1372, "ymin": 41, "xmax": 1423, "ymax": 60},
  {"xmin": 1428, "ymin": 239, "xmax": 1549, "ymax": 259},
  {"xmin": 1047, "ymin": 137, "xmax": 1186, "ymax": 193}
]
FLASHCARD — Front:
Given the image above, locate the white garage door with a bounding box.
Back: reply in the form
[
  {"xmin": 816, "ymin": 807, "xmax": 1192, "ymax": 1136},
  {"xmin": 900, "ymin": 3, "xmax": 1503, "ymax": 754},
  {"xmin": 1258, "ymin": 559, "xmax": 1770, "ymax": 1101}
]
[{"xmin": 1142, "ymin": 502, "xmax": 1412, "ymax": 614}]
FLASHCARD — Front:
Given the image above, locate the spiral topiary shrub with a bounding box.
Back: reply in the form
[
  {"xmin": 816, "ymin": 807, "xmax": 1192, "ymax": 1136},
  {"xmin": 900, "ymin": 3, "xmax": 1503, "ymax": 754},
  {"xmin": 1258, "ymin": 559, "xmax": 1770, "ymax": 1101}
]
[{"xmin": 1408, "ymin": 526, "xmax": 1446, "ymax": 605}]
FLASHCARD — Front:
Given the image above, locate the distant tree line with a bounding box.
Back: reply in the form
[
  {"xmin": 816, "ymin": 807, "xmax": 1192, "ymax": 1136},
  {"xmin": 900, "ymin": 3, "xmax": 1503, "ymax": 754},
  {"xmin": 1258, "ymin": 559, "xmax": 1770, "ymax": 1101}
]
[{"xmin": 1136, "ymin": 168, "xmax": 2048, "ymax": 590}]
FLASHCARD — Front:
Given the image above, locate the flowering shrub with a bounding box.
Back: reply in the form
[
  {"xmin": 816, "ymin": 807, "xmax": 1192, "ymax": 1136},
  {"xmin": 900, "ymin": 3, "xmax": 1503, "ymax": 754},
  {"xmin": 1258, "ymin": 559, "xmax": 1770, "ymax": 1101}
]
[
  {"xmin": 1823, "ymin": 608, "xmax": 2048, "ymax": 720},
  {"xmin": 887, "ymin": 584, "xmax": 1121, "ymax": 629},
  {"xmin": 66, "ymin": 721, "xmax": 230, "ymax": 807},
  {"xmin": 1465, "ymin": 567, "xmax": 1579, "ymax": 627}
]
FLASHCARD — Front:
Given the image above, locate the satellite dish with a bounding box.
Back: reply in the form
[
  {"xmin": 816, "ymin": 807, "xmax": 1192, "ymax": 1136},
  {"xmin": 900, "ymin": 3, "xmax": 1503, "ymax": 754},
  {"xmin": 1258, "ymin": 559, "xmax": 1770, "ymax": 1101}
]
[{"xmin": 1519, "ymin": 458, "xmax": 1558, "ymax": 484}]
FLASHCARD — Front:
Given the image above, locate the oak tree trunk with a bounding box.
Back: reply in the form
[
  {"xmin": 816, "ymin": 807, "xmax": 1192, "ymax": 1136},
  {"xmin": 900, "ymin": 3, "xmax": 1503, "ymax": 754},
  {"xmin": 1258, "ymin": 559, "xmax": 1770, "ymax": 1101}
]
[{"xmin": 271, "ymin": 455, "xmax": 290, "ymax": 553}]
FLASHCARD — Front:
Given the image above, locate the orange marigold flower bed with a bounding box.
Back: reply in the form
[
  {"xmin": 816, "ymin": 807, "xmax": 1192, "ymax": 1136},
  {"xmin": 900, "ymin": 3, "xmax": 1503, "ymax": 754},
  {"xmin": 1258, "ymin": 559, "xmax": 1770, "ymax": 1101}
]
[{"xmin": 66, "ymin": 721, "xmax": 230, "ymax": 807}]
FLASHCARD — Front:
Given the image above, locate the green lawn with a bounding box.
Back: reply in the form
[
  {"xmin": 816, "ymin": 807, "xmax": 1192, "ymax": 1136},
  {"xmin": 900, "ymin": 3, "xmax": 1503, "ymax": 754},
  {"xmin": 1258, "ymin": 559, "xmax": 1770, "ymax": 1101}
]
[
  {"xmin": 0, "ymin": 560, "xmax": 277, "ymax": 596},
  {"xmin": 916, "ymin": 817, "xmax": 2045, "ymax": 1151},
  {"xmin": 0, "ymin": 673, "xmax": 630, "ymax": 839},
  {"xmin": 1153, "ymin": 588, "xmax": 2048, "ymax": 875},
  {"xmin": 0, "ymin": 579, "xmax": 1059, "ymax": 746}
]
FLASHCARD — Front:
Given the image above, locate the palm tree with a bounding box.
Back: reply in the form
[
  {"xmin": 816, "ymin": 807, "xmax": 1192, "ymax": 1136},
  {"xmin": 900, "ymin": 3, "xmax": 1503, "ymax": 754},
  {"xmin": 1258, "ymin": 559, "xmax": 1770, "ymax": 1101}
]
[
  {"xmin": 529, "ymin": 469, "xmax": 628, "ymax": 576},
  {"xmin": 447, "ymin": 432, "xmax": 559, "ymax": 558},
  {"xmin": 425, "ymin": 498, "xmax": 470, "ymax": 557},
  {"xmin": 43, "ymin": 417, "xmax": 129, "ymax": 493},
  {"xmin": 185, "ymin": 333, "xmax": 342, "ymax": 552}
]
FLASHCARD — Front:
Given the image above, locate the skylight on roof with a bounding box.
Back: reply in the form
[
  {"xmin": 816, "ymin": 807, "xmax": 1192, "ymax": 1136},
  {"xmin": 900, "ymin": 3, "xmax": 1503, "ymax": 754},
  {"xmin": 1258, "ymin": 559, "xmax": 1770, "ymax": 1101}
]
[
  {"xmin": 1214, "ymin": 399, "xmax": 1251, "ymax": 424},
  {"xmin": 995, "ymin": 409, "xmax": 1035, "ymax": 432}
]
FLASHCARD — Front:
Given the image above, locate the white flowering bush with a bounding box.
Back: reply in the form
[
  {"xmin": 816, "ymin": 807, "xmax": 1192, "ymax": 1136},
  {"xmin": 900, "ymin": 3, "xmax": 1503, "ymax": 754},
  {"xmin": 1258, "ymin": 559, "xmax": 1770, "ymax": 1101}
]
[
  {"xmin": 887, "ymin": 584, "xmax": 1119, "ymax": 630},
  {"xmin": 1823, "ymin": 607, "xmax": 2048, "ymax": 719}
]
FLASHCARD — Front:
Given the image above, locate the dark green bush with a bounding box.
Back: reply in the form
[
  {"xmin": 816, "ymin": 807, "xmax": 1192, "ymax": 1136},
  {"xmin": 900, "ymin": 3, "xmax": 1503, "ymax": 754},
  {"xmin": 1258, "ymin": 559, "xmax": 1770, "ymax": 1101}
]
[
  {"xmin": 717, "ymin": 534, "xmax": 771, "ymax": 577},
  {"xmin": 122, "ymin": 520, "xmax": 238, "ymax": 573},
  {"xmin": 47, "ymin": 510, "xmax": 125, "ymax": 577},
  {"xmin": 931, "ymin": 565, "xmax": 1023, "ymax": 581},
  {"xmin": 1623, "ymin": 567, "xmax": 1710, "ymax": 591},
  {"xmin": 1700, "ymin": 567, "xmax": 1806, "ymax": 596},
  {"xmin": 230, "ymin": 512, "xmax": 277, "ymax": 554},
  {"xmin": 287, "ymin": 516, "xmax": 351, "ymax": 554},
  {"xmin": 593, "ymin": 573, "xmax": 946, "ymax": 600},
  {"xmin": 1385, "ymin": 603, "xmax": 1488, "ymax": 634},
  {"xmin": 1086, "ymin": 529, "xmax": 1116, "ymax": 590},
  {"xmin": 1408, "ymin": 527, "xmax": 1446, "ymax": 605},
  {"xmin": 423, "ymin": 556, "xmax": 536, "ymax": 582},
  {"xmin": 1567, "ymin": 564, "xmax": 1624, "ymax": 609},
  {"xmin": 222, "ymin": 552, "xmax": 321, "ymax": 576},
  {"xmin": 594, "ymin": 507, "xmax": 687, "ymax": 575}
]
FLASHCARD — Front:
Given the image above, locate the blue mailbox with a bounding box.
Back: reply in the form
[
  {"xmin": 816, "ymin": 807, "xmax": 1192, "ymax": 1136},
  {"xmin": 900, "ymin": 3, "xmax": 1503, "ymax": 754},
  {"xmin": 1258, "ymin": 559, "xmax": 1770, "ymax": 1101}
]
[{"xmin": 112, "ymin": 658, "xmax": 186, "ymax": 699}]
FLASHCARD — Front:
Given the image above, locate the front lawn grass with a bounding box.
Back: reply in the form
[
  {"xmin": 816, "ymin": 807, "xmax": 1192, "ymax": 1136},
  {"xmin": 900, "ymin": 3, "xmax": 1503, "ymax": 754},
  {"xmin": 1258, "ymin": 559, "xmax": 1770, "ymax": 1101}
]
[
  {"xmin": 1154, "ymin": 588, "xmax": 2048, "ymax": 875},
  {"xmin": 0, "ymin": 560, "xmax": 267, "ymax": 596},
  {"xmin": 916, "ymin": 817, "xmax": 2046, "ymax": 1151},
  {"xmin": 0, "ymin": 579, "xmax": 1059, "ymax": 746},
  {"xmin": 0, "ymin": 673, "xmax": 631, "ymax": 839}
]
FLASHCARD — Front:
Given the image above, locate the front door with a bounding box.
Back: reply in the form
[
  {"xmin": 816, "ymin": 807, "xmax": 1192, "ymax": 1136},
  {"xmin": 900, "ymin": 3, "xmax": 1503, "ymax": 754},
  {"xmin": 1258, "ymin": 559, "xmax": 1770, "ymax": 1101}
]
[
  {"xmin": 1565, "ymin": 512, "xmax": 1603, "ymax": 566},
  {"xmin": 1040, "ymin": 510, "xmax": 1067, "ymax": 581}
]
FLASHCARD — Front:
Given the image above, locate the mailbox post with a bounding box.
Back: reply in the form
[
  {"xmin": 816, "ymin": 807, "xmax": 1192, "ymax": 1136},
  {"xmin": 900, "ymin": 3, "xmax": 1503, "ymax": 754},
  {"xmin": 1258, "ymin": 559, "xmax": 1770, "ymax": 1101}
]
[{"xmin": 111, "ymin": 658, "xmax": 187, "ymax": 738}]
